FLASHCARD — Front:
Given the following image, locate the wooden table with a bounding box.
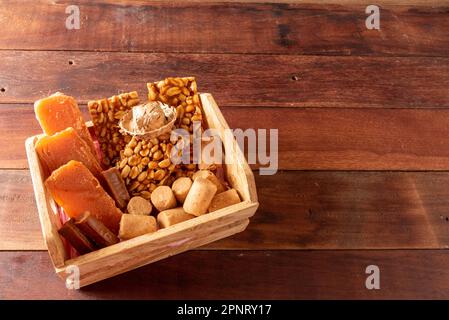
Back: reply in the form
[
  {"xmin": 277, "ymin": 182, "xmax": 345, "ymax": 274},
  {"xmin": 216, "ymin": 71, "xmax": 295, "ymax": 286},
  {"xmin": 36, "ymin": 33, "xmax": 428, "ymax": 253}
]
[{"xmin": 1, "ymin": 0, "xmax": 449, "ymax": 299}]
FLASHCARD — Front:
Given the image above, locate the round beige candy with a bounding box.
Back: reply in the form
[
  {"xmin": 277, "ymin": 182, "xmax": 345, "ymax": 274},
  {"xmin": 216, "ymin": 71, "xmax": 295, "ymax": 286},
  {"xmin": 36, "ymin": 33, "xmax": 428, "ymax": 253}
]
[
  {"xmin": 151, "ymin": 186, "xmax": 177, "ymax": 212},
  {"xmin": 127, "ymin": 196, "xmax": 152, "ymax": 215},
  {"xmin": 192, "ymin": 170, "xmax": 226, "ymax": 194},
  {"xmin": 157, "ymin": 207, "xmax": 195, "ymax": 228},
  {"xmin": 208, "ymin": 188, "xmax": 241, "ymax": 213},
  {"xmin": 183, "ymin": 177, "xmax": 217, "ymax": 216},
  {"xmin": 119, "ymin": 214, "xmax": 157, "ymax": 240},
  {"xmin": 171, "ymin": 177, "xmax": 192, "ymax": 204}
]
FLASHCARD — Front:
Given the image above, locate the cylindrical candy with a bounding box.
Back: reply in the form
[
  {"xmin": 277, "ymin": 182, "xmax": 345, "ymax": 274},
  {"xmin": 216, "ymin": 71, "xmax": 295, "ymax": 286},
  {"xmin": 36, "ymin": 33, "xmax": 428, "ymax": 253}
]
[
  {"xmin": 127, "ymin": 196, "xmax": 152, "ymax": 215},
  {"xmin": 151, "ymin": 186, "xmax": 177, "ymax": 212},
  {"xmin": 208, "ymin": 188, "xmax": 241, "ymax": 213},
  {"xmin": 171, "ymin": 177, "xmax": 192, "ymax": 204},
  {"xmin": 183, "ymin": 177, "xmax": 217, "ymax": 216},
  {"xmin": 119, "ymin": 214, "xmax": 157, "ymax": 240},
  {"xmin": 157, "ymin": 207, "xmax": 195, "ymax": 228},
  {"xmin": 192, "ymin": 170, "xmax": 226, "ymax": 194}
]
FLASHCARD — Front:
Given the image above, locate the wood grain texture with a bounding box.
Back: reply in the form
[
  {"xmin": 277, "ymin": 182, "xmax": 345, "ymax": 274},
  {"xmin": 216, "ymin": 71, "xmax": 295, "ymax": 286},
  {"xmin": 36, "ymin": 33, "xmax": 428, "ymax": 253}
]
[
  {"xmin": 0, "ymin": 170, "xmax": 44, "ymax": 250},
  {"xmin": 2, "ymin": 250, "xmax": 449, "ymax": 299},
  {"xmin": 3, "ymin": 170, "xmax": 449, "ymax": 250},
  {"xmin": 1, "ymin": 51, "xmax": 449, "ymax": 108},
  {"xmin": 1, "ymin": 0, "xmax": 448, "ymax": 300},
  {"xmin": 225, "ymin": 107, "xmax": 449, "ymax": 170},
  {"xmin": 60, "ymin": 219, "xmax": 251, "ymax": 287},
  {"xmin": 6, "ymin": 104, "xmax": 449, "ymax": 170},
  {"xmin": 0, "ymin": 1, "xmax": 448, "ymax": 56},
  {"xmin": 0, "ymin": 105, "xmax": 41, "ymax": 169}
]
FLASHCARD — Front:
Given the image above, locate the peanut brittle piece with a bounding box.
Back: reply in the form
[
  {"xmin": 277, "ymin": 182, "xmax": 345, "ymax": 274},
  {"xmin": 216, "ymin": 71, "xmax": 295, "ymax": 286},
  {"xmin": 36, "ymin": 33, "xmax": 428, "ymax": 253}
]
[
  {"xmin": 147, "ymin": 77, "xmax": 204, "ymax": 177},
  {"xmin": 147, "ymin": 77, "xmax": 203, "ymax": 133},
  {"xmin": 87, "ymin": 91, "xmax": 140, "ymax": 167}
]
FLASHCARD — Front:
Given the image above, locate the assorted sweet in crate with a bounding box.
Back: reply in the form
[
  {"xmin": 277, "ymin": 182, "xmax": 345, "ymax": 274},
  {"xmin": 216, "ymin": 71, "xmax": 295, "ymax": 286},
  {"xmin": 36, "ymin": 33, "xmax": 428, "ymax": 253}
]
[{"xmin": 32, "ymin": 78, "xmax": 243, "ymax": 257}]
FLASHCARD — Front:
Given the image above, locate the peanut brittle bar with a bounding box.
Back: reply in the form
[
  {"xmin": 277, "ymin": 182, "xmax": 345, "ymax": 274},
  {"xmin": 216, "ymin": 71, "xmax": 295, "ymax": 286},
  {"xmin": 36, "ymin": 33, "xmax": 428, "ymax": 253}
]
[
  {"xmin": 147, "ymin": 77, "xmax": 203, "ymax": 133},
  {"xmin": 87, "ymin": 91, "xmax": 140, "ymax": 167}
]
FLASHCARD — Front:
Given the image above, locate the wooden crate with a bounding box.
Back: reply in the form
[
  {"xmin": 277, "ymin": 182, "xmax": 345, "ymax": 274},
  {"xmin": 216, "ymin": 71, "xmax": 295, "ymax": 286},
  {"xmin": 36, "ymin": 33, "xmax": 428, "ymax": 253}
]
[{"xmin": 25, "ymin": 93, "xmax": 259, "ymax": 287}]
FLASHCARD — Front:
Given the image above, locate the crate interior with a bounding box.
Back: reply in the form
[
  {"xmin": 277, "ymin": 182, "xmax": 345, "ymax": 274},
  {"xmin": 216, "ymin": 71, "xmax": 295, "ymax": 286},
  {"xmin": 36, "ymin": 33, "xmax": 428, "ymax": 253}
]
[{"xmin": 30, "ymin": 94, "xmax": 255, "ymax": 269}]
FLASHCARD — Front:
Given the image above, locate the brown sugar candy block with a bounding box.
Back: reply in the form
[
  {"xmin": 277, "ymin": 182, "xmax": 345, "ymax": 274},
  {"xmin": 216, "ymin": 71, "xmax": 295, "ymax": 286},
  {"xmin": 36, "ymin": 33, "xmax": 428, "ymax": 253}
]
[
  {"xmin": 151, "ymin": 186, "xmax": 177, "ymax": 212},
  {"xmin": 75, "ymin": 211, "xmax": 119, "ymax": 248},
  {"xmin": 45, "ymin": 160, "xmax": 123, "ymax": 234},
  {"xmin": 88, "ymin": 91, "xmax": 140, "ymax": 167},
  {"xmin": 192, "ymin": 170, "xmax": 226, "ymax": 194},
  {"xmin": 171, "ymin": 177, "xmax": 192, "ymax": 204},
  {"xmin": 183, "ymin": 177, "xmax": 217, "ymax": 216},
  {"xmin": 58, "ymin": 219, "xmax": 96, "ymax": 255},
  {"xmin": 157, "ymin": 207, "xmax": 195, "ymax": 228},
  {"xmin": 119, "ymin": 215, "xmax": 157, "ymax": 240},
  {"xmin": 101, "ymin": 167, "xmax": 130, "ymax": 209},
  {"xmin": 36, "ymin": 127, "xmax": 103, "ymax": 179},
  {"xmin": 34, "ymin": 92, "xmax": 98, "ymax": 160},
  {"xmin": 127, "ymin": 196, "xmax": 152, "ymax": 215},
  {"xmin": 208, "ymin": 189, "xmax": 241, "ymax": 213}
]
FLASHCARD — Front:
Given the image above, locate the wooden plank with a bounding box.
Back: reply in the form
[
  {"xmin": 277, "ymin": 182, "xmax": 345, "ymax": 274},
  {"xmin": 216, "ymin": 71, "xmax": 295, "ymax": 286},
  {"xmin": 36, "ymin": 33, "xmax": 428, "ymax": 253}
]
[
  {"xmin": 5, "ymin": 104, "xmax": 449, "ymax": 170},
  {"xmin": 225, "ymin": 107, "xmax": 449, "ymax": 170},
  {"xmin": 0, "ymin": 105, "xmax": 41, "ymax": 169},
  {"xmin": 0, "ymin": 170, "xmax": 44, "ymax": 250},
  {"xmin": 1, "ymin": 51, "xmax": 449, "ymax": 108},
  {"xmin": 2, "ymin": 250, "xmax": 449, "ymax": 299},
  {"xmin": 231, "ymin": 170, "xmax": 449, "ymax": 250},
  {"xmin": 3, "ymin": 170, "xmax": 449, "ymax": 250},
  {"xmin": 0, "ymin": 1, "xmax": 448, "ymax": 56}
]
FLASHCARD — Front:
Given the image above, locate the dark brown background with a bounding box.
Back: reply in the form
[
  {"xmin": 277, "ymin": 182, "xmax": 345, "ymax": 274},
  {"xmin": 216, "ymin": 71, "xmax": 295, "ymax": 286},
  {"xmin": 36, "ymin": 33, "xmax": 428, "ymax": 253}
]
[{"xmin": 1, "ymin": 0, "xmax": 449, "ymax": 299}]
